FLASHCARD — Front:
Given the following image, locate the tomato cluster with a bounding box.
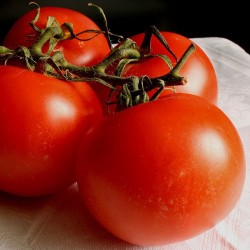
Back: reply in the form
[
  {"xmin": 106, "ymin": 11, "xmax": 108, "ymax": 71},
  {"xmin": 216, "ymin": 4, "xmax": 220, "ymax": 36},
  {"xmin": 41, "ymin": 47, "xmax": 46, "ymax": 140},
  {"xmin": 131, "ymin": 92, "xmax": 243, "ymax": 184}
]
[{"xmin": 0, "ymin": 3, "xmax": 246, "ymax": 247}]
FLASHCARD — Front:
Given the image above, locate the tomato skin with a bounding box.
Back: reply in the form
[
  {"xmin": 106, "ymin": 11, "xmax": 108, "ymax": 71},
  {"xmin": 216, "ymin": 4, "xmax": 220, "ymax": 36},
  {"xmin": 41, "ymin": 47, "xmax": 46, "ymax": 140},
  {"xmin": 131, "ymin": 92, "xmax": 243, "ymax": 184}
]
[
  {"xmin": 3, "ymin": 6, "xmax": 110, "ymax": 67},
  {"xmin": 76, "ymin": 93, "xmax": 245, "ymax": 246},
  {"xmin": 120, "ymin": 32, "xmax": 218, "ymax": 104},
  {"xmin": 0, "ymin": 65, "xmax": 103, "ymax": 197}
]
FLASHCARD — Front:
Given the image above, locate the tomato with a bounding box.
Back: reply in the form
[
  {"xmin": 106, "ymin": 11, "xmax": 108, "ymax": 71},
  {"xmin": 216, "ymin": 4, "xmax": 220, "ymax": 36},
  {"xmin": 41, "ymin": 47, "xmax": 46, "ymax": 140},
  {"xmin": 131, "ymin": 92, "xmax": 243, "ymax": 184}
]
[
  {"xmin": 76, "ymin": 93, "xmax": 245, "ymax": 246},
  {"xmin": 0, "ymin": 65, "xmax": 103, "ymax": 197},
  {"xmin": 116, "ymin": 32, "xmax": 218, "ymax": 105},
  {"xmin": 3, "ymin": 6, "xmax": 110, "ymax": 67}
]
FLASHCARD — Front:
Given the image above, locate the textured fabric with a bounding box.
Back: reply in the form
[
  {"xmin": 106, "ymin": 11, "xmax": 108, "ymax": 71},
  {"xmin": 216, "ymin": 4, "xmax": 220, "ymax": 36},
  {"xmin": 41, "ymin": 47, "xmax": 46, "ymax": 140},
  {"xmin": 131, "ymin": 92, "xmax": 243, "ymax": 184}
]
[{"xmin": 1, "ymin": 37, "xmax": 250, "ymax": 250}]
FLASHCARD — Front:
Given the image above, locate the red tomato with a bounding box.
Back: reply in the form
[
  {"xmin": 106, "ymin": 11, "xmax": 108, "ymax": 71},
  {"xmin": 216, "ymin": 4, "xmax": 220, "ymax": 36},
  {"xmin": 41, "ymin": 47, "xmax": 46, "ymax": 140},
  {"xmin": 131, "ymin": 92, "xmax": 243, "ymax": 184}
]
[
  {"xmin": 117, "ymin": 32, "xmax": 218, "ymax": 105},
  {"xmin": 76, "ymin": 93, "xmax": 245, "ymax": 246},
  {"xmin": 3, "ymin": 6, "xmax": 110, "ymax": 67},
  {"xmin": 0, "ymin": 65, "xmax": 103, "ymax": 197}
]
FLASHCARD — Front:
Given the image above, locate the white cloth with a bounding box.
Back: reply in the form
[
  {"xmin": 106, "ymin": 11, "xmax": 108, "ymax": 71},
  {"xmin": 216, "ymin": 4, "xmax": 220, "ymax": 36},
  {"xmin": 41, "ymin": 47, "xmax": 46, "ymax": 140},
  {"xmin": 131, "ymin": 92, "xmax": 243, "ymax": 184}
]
[{"xmin": 1, "ymin": 37, "xmax": 250, "ymax": 250}]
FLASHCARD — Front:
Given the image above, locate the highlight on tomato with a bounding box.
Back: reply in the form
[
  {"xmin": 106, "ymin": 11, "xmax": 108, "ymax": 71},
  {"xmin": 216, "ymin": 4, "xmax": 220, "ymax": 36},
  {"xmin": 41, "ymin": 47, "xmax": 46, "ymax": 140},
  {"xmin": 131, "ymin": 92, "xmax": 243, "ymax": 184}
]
[
  {"xmin": 0, "ymin": 65, "xmax": 103, "ymax": 197},
  {"xmin": 76, "ymin": 93, "xmax": 245, "ymax": 246}
]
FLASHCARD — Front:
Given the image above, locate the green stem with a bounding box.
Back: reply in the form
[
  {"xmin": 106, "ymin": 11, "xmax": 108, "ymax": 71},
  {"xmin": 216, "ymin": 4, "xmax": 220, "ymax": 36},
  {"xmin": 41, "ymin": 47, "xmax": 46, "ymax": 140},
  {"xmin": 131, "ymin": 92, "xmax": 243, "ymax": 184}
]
[
  {"xmin": 169, "ymin": 43, "xmax": 196, "ymax": 77},
  {"xmin": 30, "ymin": 26, "xmax": 63, "ymax": 55},
  {"xmin": 0, "ymin": 46, "xmax": 15, "ymax": 55}
]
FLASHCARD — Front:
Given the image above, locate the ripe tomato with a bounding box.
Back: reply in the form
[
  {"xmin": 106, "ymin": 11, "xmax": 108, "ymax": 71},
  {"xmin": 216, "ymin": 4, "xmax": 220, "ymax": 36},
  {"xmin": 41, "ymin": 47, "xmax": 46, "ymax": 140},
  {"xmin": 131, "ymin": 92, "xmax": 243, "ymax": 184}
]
[
  {"xmin": 3, "ymin": 6, "xmax": 110, "ymax": 67},
  {"xmin": 76, "ymin": 93, "xmax": 245, "ymax": 246},
  {"xmin": 118, "ymin": 32, "xmax": 218, "ymax": 105},
  {"xmin": 0, "ymin": 65, "xmax": 103, "ymax": 197}
]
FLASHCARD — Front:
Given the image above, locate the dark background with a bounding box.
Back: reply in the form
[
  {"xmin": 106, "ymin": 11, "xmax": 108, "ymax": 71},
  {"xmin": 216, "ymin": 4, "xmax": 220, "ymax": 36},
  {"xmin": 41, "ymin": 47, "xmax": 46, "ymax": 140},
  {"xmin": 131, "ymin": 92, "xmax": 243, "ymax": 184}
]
[{"xmin": 0, "ymin": 0, "xmax": 249, "ymax": 54}]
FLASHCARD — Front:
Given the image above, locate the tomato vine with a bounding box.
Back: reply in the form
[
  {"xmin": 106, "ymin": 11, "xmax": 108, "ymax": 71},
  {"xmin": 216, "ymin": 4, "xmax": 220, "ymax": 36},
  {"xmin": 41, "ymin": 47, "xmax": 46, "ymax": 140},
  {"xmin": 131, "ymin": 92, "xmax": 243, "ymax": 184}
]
[{"xmin": 0, "ymin": 2, "xmax": 195, "ymax": 110}]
